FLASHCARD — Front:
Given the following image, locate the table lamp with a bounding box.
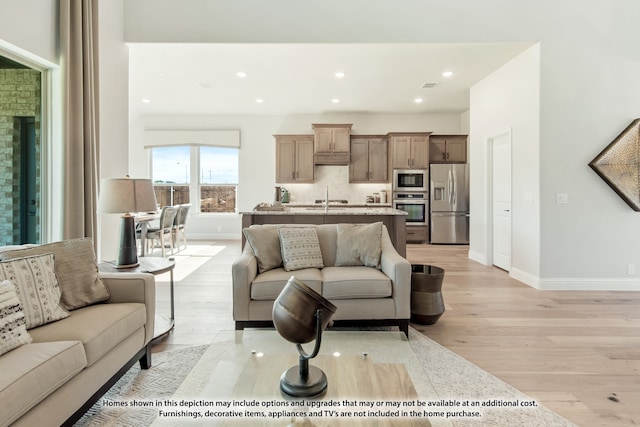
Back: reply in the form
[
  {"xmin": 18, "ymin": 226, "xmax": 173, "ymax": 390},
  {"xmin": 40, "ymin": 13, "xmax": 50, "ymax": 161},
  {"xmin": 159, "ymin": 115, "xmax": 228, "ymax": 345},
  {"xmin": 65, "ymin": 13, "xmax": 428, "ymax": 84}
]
[
  {"xmin": 98, "ymin": 177, "xmax": 158, "ymax": 268},
  {"xmin": 272, "ymin": 276, "xmax": 337, "ymax": 397}
]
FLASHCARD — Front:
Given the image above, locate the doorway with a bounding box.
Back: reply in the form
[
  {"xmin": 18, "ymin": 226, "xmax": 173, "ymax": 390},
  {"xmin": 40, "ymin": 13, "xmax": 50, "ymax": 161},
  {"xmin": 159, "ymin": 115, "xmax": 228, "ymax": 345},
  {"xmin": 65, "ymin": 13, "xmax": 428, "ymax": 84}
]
[
  {"xmin": 18, "ymin": 117, "xmax": 38, "ymax": 243},
  {"xmin": 0, "ymin": 55, "xmax": 42, "ymax": 245},
  {"xmin": 488, "ymin": 129, "xmax": 512, "ymax": 271}
]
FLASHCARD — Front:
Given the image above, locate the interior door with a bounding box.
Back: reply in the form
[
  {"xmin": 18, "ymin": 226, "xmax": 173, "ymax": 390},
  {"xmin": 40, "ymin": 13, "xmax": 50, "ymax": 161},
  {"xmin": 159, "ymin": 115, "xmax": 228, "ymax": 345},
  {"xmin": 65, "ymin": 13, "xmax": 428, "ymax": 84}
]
[{"xmin": 492, "ymin": 133, "xmax": 512, "ymax": 271}]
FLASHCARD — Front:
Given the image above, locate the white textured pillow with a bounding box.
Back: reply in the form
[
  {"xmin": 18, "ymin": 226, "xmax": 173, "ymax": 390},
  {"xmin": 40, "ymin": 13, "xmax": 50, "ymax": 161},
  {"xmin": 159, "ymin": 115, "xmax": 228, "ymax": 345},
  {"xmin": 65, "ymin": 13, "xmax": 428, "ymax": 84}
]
[
  {"xmin": 243, "ymin": 226, "xmax": 283, "ymax": 273},
  {"xmin": 0, "ymin": 280, "xmax": 32, "ymax": 356},
  {"xmin": 0, "ymin": 238, "xmax": 110, "ymax": 310},
  {"xmin": 0, "ymin": 253, "xmax": 70, "ymax": 329},
  {"xmin": 278, "ymin": 227, "xmax": 324, "ymax": 271},
  {"xmin": 335, "ymin": 222, "xmax": 383, "ymax": 268}
]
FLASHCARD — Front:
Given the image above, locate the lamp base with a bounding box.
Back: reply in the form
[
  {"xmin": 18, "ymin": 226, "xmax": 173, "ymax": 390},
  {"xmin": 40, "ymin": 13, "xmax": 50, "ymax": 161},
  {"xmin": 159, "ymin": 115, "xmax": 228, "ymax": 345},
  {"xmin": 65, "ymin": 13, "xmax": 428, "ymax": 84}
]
[
  {"xmin": 280, "ymin": 365, "xmax": 328, "ymax": 398},
  {"xmin": 116, "ymin": 215, "xmax": 139, "ymax": 268},
  {"xmin": 115, "ymin": 260, "xmax": 140, "ymax": 269}
]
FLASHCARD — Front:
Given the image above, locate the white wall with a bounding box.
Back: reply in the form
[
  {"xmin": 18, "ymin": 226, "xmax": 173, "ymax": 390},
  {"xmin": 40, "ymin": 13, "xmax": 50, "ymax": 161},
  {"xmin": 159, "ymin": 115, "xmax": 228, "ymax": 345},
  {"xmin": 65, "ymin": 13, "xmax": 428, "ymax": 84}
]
[
  {"xmin": 122, "ymin": 0, "xmax": 640, "ymax": 290},
  {"xmin": 97, "ymin": 0, "xmax": 131, "ymax": 261},
  {"xmin": 0, "ymin": 0, "xmax": 58, "ymax": 64},
  {"xmin": 129, "ymin": 113, "xmax": 461, "ymax": 239},
  {"xmin": 469, "ymin": 44, "xmax": 541, "ymax": 284}
]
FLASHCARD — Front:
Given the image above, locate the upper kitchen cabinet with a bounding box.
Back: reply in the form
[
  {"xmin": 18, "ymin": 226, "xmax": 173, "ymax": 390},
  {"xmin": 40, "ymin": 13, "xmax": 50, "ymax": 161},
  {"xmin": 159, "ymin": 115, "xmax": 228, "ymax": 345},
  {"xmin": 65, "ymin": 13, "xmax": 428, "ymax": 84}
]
[
  {"xmin": 429, "ymin": 135, "xmax": 468, "ymax": 164},
  {"xmin": 312, "ymin": 123, "xmax": 352, "ymax": 165},
  {"xmin": 388, "ymin": 132, "xmax": 431, "ymax": 169},
  {"xmin": 274, "ymin": 135, "xmax": 315, "ymax": 183},
  {"xmin": 349, "ymin": 136, "xmax": 388, "ymax": 183}
]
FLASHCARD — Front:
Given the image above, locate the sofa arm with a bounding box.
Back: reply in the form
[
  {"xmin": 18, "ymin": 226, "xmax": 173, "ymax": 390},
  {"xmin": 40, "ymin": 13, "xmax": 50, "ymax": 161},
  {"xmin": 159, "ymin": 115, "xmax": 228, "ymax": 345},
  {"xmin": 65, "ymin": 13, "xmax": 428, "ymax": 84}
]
[
  {"xmin": 100, "ymin": 272, "xmax": 156, "ymax": 346},
  {"xmin": 232, "ymin": 245, "xmax": 259, "ymax": 321},
  {"xmin": 379, "ymin": 231, "xmax": 411, "ymax": 319}
]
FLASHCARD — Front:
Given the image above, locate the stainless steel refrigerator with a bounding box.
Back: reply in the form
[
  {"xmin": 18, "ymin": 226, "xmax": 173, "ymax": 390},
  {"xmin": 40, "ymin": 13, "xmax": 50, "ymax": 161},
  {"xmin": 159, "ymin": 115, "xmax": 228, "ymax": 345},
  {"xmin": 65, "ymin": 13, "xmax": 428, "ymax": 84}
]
[{"xmin": 429, "ymin": 164, "xmax": 469, "ymax": 244}]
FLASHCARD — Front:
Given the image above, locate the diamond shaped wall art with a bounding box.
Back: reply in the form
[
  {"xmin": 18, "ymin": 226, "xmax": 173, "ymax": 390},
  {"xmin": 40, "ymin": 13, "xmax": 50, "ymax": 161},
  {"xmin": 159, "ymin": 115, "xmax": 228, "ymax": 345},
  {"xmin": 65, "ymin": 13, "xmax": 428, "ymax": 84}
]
[{"xmin": 589, "ymin": 119, "xmax": 640, "ymax": 211}]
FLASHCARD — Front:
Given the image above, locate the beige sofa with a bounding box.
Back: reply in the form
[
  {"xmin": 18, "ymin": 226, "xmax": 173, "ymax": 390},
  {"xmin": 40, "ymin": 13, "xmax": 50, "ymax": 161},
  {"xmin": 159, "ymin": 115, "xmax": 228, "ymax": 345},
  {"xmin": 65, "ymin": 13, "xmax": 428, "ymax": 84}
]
[
  {"xmin": 0, "ymin": 239, "xmax": 156, "ymax": 427},
  {"xmin": 233, "ymin": 223, "xmax": 411, "ymax": 337}
]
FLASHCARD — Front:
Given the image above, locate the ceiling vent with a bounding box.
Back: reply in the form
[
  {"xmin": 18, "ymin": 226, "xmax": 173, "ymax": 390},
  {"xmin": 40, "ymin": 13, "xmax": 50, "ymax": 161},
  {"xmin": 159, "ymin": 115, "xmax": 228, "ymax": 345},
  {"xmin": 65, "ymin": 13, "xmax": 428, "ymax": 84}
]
[{"xmin": 421, "ymin": 82, "xmax": 439, "ymax": 89}]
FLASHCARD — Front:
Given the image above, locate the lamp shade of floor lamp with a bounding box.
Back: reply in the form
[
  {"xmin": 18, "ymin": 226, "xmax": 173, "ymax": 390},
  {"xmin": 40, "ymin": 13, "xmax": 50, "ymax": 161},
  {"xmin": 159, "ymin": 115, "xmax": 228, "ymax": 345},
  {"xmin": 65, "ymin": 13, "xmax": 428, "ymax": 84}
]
[
  {"xmin": 98, "ymin": 177, "xmax": 157, "ymax": 268},
  {"xmin": 272, "ymin": 276, "xmax": 337, "ymax": 397}
]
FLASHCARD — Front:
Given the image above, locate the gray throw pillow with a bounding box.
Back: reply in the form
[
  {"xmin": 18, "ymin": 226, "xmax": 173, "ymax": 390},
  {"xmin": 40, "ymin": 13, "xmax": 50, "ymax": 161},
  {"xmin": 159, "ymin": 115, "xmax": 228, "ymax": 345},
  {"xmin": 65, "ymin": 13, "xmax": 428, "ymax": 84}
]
[
  {"xmin": 1, "ymin": 238, "xmax": 110, "ymax": 310},
  {"xmin": 243, "ymin": 226, "xmax": 283, "ymax": 273},
  {"xmin": 278, "ymin": 227, "xmax": 324, "ymax": 272},
  {"xmin": 335, "ymin": 222, "xmax": 383, "ymax": 268}
]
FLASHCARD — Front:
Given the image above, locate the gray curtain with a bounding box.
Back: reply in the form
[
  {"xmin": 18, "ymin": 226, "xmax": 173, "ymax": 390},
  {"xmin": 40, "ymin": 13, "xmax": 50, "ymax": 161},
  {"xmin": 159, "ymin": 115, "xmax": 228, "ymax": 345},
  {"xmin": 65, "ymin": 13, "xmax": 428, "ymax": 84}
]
[{"xmin": 60, "ymin": 0, "xmax": 100, "ymax": 244}]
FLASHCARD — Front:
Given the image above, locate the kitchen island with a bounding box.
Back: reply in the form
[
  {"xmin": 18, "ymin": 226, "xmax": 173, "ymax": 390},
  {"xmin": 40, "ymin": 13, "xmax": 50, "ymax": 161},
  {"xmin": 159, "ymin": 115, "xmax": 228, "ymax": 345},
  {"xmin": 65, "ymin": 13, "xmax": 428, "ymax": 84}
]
[{"xmin": 241, "ymin": 205, "xmax": 408, "ymax": 256}]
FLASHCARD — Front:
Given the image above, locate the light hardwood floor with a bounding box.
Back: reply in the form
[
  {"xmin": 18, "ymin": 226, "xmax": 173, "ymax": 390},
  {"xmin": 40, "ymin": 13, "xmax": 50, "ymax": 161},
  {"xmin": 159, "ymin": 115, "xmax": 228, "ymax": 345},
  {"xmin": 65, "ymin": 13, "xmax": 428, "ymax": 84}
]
[{"xmin": 150, "ymin": 240, "xmax": 640, "ymax": 427}]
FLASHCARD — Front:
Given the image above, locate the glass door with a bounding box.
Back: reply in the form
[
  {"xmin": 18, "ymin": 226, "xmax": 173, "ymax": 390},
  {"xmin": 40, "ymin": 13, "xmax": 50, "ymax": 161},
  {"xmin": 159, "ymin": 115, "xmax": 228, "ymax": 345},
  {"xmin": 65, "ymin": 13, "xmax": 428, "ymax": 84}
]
[{"xmin": 0, "ymin": 55, "xmax": 42, "ymax": 244}]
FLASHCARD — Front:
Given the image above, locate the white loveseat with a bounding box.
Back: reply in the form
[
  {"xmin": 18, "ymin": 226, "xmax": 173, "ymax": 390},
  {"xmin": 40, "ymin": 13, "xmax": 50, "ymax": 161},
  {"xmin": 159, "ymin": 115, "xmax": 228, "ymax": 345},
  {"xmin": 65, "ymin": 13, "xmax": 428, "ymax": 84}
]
[
  {"xmin": 232, "ymin": 223, "xmax": 411, "ymax": 337},
  {"xmin": 0, "ymin": 238, "xmax": 155, "ymax": 427}
]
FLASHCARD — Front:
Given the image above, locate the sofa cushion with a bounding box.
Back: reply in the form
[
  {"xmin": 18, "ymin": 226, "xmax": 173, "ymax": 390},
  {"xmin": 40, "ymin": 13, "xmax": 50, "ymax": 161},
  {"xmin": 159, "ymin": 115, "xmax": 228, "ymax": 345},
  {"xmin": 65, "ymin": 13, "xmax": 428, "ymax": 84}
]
[
  {"xmin": 0, "ymin": 280, "xmax": 32, "ymax": 356},
  {"xmin": 278, "ymin": 227, "xmax": 324, "ymax": 271},
  {"xmin": 28, "ymin": 303, "xmax": 146, "ymax": 366},
  {"xmin": 0, "ymin": 238, "xmax": 110, "ymax": 310},
  {"xmin": 243, "ymin": 225, "xmax": 283, "ymax": 273},
  {"xmin": 0, "ymin": 341, "xmax": 86, "ymax": 426},
  {"xmin": 251, "ymin": 268, "xmax": 322, "ymax": 300},
  {"xmin": 321, "ymin": 266, "xmax": 392, "ymax": 299},
  {"xmin": 335, "ymin": 222, "xmax": 382, "ymax": 268},
  {"xmin": 0, "ymin": 254, "xmax": 70, "ymax": 329}
]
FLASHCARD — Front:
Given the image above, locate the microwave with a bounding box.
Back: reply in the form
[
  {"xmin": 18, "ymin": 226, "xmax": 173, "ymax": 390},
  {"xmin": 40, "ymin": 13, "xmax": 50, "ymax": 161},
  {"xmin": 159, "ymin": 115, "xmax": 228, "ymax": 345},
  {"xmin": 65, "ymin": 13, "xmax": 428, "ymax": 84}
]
[{"xmin": 393, "ymin": 169, "xmax": 428, "ymax": 192}]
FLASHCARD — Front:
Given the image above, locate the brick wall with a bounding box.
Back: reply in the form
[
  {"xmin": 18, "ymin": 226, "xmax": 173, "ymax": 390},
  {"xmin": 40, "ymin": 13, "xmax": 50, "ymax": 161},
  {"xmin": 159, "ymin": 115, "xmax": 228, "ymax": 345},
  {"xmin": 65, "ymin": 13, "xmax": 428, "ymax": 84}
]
[{"xmin": 0, "ymin": 68, "xmax": 41, "ymax": 245}]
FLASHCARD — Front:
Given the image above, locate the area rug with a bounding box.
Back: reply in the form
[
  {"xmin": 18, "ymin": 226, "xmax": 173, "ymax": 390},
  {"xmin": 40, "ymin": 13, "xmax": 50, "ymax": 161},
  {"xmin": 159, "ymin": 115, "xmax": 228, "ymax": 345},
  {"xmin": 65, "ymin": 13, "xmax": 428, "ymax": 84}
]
[
  {"xmin": 75, "ymin": 329, "xmax": 575, "ymax": 427},
  {"xmin": 75, "ymin": 346, "xmax": 208, "ymax": 426}
]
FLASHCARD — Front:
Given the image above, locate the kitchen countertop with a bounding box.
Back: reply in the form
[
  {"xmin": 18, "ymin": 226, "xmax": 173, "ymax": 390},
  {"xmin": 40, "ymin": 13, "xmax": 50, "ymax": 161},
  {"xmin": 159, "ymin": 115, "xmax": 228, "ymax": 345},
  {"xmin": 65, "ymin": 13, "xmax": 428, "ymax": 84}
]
[{"xmin": 241, "ymin": 203, "xmax": 406, "ymax": 216}]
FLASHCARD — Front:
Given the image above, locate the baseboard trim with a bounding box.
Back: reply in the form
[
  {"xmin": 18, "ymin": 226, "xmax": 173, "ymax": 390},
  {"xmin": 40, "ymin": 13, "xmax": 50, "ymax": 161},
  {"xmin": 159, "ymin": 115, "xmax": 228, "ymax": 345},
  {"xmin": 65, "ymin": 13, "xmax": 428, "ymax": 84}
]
[
  {"xmin": 536, "ymin": 277, "xmax": 640, "ymax": 291},
  {"xmin": 189, "ymin": 232, "xmax": 238, "ymax": 240},
  {"xmin": 498, "ymin": 267, "xmax": 640, "ymax": 291},
  {"xmin": 468, "ymin": 249, "xmax": 488, "ymax": 265},
  {"xmin": 509, "ymin": 267, "xmax": 540, "ymax": 288}
]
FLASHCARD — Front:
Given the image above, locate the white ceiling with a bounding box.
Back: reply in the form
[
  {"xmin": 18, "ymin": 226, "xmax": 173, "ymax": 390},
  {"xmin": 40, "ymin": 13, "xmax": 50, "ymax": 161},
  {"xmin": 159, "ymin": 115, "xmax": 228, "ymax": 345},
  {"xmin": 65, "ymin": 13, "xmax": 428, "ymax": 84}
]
[{"xmin": 128, "ymin": 42, "xmax": 533, "ymax": 118}]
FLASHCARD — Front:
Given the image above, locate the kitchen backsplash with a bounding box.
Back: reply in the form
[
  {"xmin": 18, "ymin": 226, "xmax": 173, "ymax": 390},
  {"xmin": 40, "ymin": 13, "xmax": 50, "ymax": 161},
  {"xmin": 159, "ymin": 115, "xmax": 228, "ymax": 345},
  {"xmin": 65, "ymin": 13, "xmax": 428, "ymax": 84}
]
[{"xmin": 282, "ymin": 166, "xmax": 391, "ymax": 204}]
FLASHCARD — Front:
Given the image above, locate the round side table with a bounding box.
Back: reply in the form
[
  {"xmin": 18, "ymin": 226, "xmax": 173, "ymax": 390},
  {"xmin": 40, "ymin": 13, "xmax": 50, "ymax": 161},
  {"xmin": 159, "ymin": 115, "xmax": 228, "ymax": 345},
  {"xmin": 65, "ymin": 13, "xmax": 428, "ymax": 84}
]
[
  {"xmin": 98, "ymin": 257, "xmax": 175, "ymax": 344},
  {"xmin": 410, "ymin": 264, "xmax": 445, "ymax": 325}
]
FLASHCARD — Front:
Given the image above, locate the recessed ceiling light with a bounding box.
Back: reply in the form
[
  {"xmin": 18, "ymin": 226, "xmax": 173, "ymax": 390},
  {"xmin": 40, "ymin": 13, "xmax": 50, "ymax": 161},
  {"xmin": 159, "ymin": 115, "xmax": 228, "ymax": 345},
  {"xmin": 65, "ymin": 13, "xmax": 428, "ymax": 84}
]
[
  {"xmin": 335, "ymin": 71, "xmax": 346, "ymax": 79},
  {"xmin": 237, "ymin": 71, "xmax": 247, "ymax": 78},
  {"xmin": 332, "ymin": 98, "xmax": 340, "ymax": 103},
  {"xmin": 414, "ymin": 98, "xmax": 423, "ymax": 103},
  {"xmin": 255, "ymin": 98, "xmax": 264, "ymax": 103},
  {"xmin": 442, "ymin": 71, "xmax": 454, "ymax": 78},
  {"xmin": 141, "ymin": 99, "xmax": 151, "ymax": 103}
]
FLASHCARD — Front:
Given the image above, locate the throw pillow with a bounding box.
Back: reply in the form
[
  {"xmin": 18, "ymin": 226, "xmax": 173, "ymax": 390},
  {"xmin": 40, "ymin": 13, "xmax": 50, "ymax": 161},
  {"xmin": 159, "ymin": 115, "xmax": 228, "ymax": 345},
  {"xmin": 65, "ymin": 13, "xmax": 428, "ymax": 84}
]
[
  {"xmin": 0, "ymin": 237, "xmax": 110, "ymax": 310},
  {"xmin": 0, "ymin": 254, "xmax": 70, "ymax": 329},
  {"xmin": 0, "ymin": 280, "xmax": 32, "ymax": 356},
  {"xmin": 278, "ymin": 227, "xmax": 324, "ymax": 272},
  {"xmin": 335, "ymin": 222, "xmax": 383, "ymax": 268},
  {"xmin": 243, "ymin": 226, "xmax": 283, "ymax": 273}
]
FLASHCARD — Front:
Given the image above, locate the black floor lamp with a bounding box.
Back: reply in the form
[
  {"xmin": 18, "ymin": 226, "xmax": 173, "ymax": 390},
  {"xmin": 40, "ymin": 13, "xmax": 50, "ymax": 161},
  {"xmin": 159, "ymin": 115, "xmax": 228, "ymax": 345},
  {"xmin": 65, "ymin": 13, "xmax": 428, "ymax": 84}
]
[{"xmin": 98, "ymin": 177, "xmax": 158, "ymax": 268}]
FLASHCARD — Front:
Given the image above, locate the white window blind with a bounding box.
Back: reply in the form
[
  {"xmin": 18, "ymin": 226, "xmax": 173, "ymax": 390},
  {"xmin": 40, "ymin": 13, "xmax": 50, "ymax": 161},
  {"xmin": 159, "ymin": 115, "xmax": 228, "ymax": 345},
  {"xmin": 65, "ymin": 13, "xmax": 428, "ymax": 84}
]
[{"xmin": 144, "ymin": 130, "xmax": 240, "ymax": 149}]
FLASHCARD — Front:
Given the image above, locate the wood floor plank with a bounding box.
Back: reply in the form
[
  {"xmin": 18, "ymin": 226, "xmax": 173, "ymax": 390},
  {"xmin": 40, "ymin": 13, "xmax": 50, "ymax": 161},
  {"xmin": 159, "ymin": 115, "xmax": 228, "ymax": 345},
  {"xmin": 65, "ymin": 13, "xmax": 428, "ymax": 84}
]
[{"xmin": 150, "ymin": 240, "xmax": 640, "ymax": 427}]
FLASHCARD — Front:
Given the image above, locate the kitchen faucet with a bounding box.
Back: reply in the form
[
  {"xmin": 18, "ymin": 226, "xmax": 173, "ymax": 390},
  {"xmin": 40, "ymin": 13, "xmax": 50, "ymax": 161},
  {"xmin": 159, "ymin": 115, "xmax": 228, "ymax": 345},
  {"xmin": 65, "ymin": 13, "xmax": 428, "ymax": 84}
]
[{"xmin": 323, "ymin": 186, "xmax": 329, "ymax": 213}]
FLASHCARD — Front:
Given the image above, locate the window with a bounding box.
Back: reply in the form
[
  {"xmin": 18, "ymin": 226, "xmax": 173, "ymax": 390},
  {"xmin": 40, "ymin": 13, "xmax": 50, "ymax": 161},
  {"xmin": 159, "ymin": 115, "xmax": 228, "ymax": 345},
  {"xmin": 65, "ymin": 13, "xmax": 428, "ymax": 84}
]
[
  {"xmin": 199, "ymin": 146, "xmax": 238, "ymax": 213},
  {"xmin": 150, "ymin": 145, "xmax": 238, "ymax": 214},
  {"xmin": 151, "ymin": 146, "xmax": 190, "ymax": 207}
]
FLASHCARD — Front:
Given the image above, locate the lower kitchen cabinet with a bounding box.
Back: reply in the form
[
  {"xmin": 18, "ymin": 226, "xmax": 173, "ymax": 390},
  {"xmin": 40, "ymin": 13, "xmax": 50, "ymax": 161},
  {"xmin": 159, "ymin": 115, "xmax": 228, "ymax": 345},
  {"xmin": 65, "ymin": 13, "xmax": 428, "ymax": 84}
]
[{"xmin": 406, "ymin": 225, "xmax": 428, "ymax": 243}]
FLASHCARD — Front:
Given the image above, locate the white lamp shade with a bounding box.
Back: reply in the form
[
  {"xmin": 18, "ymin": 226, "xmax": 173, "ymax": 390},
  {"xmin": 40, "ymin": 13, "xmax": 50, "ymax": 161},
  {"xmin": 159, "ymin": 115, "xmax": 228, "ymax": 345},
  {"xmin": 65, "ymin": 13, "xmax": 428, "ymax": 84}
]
[{"xmin": 98, "ymin": 178, "xmax": 158, "ymax": 214}]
